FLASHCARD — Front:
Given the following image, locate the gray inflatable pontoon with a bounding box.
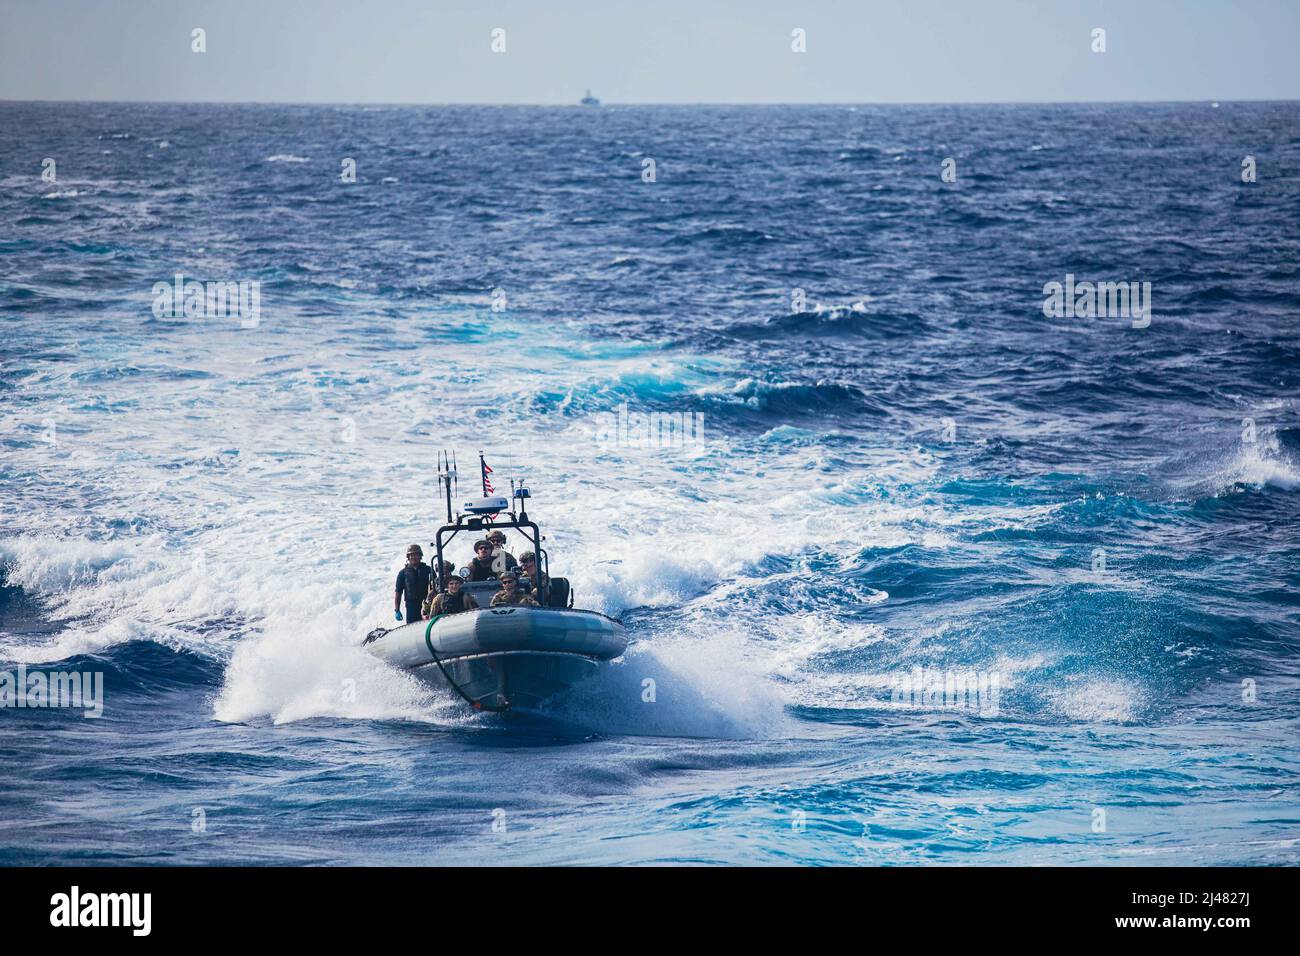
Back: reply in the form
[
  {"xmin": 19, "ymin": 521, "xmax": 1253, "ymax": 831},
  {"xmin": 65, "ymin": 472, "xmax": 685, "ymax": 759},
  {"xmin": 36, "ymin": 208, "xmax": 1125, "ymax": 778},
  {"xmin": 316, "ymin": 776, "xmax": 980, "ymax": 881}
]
[{"xmin": 364, "ymin": 596, "xmax": 627, "ymax": 712}]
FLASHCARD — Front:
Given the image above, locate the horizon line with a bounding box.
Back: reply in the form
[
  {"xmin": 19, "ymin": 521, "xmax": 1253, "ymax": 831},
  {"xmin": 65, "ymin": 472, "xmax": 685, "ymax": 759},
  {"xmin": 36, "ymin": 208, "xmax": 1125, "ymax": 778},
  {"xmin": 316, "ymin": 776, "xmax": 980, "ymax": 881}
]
[{"xmin": 2, "ymin": 96, "xmax": 1296, "ymax": 108}]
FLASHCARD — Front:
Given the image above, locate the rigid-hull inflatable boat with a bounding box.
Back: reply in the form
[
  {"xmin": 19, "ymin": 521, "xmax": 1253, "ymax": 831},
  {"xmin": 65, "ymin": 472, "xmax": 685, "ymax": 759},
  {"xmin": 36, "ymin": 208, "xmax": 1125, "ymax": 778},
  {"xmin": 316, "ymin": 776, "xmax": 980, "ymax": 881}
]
[{"xmin": 362, "ymin": 452, "xmax": 627, "ymax": 713}]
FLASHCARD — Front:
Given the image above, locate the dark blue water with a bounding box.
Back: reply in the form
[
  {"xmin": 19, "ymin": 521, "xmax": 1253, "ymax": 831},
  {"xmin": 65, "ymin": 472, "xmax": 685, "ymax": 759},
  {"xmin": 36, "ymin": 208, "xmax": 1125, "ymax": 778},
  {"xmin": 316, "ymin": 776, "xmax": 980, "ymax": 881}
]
[{"xmin": 1, "ymin": 102, "xmax": 1298, "ymax": 864}]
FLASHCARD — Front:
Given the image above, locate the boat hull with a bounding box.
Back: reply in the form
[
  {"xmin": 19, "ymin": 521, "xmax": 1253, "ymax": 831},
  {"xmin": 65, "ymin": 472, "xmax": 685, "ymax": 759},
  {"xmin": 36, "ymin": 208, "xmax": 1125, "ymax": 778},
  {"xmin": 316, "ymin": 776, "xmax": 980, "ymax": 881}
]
[
  {"xmin": 363, "ymin": 607, "xmax": 626, "ymax": 712},
  {"xmin": 414, "ymin": 650, "xmax": 599, "ymax": 712}
]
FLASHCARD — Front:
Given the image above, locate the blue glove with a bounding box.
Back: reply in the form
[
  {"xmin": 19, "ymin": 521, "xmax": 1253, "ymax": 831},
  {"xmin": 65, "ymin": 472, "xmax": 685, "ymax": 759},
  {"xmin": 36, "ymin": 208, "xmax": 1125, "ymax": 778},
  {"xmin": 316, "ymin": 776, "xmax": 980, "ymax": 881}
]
[{"xmin": 394, "ymin": 610, "xmax": 403, "ymax": 621}]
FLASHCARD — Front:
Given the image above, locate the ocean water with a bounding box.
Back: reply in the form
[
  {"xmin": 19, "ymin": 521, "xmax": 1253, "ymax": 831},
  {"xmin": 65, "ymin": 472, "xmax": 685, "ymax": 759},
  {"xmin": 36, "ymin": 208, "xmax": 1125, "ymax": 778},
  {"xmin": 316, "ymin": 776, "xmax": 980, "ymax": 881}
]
[{"xmin": 1, "ymin": 102, "xmax": 1298, "ymax": 865}]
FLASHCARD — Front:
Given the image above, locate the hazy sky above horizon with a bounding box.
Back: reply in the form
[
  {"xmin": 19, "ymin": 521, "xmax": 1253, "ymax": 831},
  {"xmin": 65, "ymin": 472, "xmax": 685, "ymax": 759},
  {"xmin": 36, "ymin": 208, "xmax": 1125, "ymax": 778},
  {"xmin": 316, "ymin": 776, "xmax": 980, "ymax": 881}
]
[{"xmin": 2, "ymin": 0, "xmax": 1298, "ymax": 104}]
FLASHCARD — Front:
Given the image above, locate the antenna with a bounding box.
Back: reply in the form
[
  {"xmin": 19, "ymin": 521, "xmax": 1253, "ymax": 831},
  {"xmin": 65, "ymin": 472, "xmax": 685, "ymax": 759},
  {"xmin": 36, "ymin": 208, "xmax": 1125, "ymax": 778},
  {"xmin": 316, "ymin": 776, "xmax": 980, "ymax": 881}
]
[{"xmin": 439, "ymin": 449, "xmax": 455, "ymax": 524}]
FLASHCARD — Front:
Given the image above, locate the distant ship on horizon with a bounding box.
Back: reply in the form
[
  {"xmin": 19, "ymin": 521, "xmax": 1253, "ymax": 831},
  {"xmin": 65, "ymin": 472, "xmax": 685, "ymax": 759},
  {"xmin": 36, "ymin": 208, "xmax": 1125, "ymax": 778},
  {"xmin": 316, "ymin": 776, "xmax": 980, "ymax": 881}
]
[{"xmin": 580, "ymin": 89, "xmax": 601, "ymax": 107}]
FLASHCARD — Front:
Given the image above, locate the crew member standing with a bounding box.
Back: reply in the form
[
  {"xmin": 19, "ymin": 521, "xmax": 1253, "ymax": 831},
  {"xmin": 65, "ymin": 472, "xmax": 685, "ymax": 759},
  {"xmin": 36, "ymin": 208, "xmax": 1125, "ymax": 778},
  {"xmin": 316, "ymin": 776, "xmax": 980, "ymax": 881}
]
[
  {"xmin": 486, "ymin": 530, "xmax": 519, "ymax": 575},
  {"xmin": 394, "ymin": 544, "xmax": 431, "ymax": 623},
  {"xmin": 463, "ymin": 539, "xmax": 500, "ymax": 582}
]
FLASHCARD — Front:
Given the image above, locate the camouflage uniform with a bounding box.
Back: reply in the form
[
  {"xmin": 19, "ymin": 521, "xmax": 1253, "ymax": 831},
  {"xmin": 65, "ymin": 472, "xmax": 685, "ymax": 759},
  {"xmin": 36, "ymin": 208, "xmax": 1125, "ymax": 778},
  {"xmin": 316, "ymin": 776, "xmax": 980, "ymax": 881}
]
[
  {"xmin": 527, "ymin": 571, "xmax": 550, "ymax": 604},
  {"xmin": 490, "ymin": 590, "xmax": 539, "ymax": 608},
  {"xmin": 424, "ymin": 590, "xmax": 480, "ymax": 617}
]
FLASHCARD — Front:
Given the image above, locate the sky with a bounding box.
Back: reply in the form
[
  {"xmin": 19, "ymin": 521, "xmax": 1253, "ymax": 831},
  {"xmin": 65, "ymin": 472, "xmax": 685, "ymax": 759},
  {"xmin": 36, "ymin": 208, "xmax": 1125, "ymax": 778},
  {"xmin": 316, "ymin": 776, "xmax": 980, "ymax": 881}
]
[{"xmin": 1, "ymin": 0, "xmax": 1298, "ymax": 104}]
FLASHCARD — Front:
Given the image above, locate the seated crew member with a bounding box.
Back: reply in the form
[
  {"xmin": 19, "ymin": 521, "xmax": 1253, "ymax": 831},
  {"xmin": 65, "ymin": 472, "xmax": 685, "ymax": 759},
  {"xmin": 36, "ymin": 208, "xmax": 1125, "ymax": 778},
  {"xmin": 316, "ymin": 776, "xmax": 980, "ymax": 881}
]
[
  {"xmin": 490, "ymin": 570, "xmax": 540, "ymax": 607},
  {"xmin": 421, "ymin": 563, "xmax": 462, "ymax": 617},
  {"xmin": 393, "ymin": 544, "xmax": 431, "ymax": 623},
  {"xmin": 517, "ymin": 551, "xmax": 548, "ymax": 603},
  {"xmin": 425, "ymin": 574, "xmax": 480, "ymax": 617},
  {"xmin": 462, "ymin": 539, "xmax": 499, "ymax": 581},
  {"xmin": 486, "ymin": 530, "xmax": 518, "ymax": 575}
]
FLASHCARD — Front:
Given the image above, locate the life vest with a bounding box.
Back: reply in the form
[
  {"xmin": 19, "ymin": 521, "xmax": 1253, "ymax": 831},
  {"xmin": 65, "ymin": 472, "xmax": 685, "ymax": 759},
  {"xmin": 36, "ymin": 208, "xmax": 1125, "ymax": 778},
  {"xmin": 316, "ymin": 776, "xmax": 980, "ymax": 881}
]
[
  {"xmin": 400, "ymin": 564, "xmax": 431, "ymax": 605},
  {"xmin": 466, "ymin": 557, "xmax": 497, "ymax": 581}
]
